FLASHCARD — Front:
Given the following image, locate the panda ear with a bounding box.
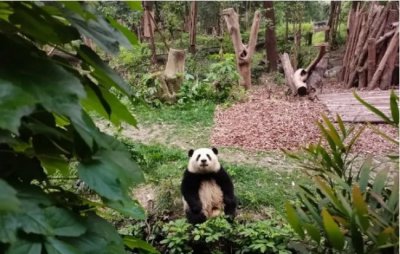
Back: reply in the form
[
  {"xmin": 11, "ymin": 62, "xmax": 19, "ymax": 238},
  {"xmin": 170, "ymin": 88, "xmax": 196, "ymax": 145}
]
[
  {"xmin": 188, "ymin": 149, "xmax": 194, "ymax": 157},
  {"xmin": 211, "ymin": 147, "xmax": 218, "ymax": 155}
]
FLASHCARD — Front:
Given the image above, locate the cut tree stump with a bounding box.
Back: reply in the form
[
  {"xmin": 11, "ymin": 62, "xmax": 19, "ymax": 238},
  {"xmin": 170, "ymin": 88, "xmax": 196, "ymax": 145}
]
[
  {"xmin": 318, "ymin": 90, "xmax": 394, "ymax": 122},
  {"xmin": 223, "ymin": 8, "xmax": 261, "ymax": 90}
]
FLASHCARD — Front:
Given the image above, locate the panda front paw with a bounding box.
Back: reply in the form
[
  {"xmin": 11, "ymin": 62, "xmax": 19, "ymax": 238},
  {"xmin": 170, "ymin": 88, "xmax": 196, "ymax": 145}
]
[
  {"xmin": 187, "ymin": 211, "xmax": 207, "ymax": 224},
  {"xmin": 224, "ymin": 198, "xmax": 237, "ymax": 218}
]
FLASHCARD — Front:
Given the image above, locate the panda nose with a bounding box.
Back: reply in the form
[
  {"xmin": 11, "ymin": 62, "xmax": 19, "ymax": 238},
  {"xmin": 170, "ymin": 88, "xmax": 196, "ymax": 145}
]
[{"xmin": 201, "ymin": 159, "xmax": 207, "ymax": 163}]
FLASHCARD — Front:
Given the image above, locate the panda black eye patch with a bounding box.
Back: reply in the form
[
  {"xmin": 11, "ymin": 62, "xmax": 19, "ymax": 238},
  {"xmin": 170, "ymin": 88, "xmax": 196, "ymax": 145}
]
[
  {"xmin": 196, "ymin": 154, "xmax": 201, "ymax": 161},
  {"xmin": 206, "ymin": 154, "xmax": 211, "ymax": 160}
]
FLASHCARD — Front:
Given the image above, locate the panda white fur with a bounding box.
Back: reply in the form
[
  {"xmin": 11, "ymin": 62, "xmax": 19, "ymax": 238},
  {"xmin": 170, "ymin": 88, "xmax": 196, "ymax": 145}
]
[{"xmin": 181, "ymin": 147, "xmax": 237, "ymax": 224}]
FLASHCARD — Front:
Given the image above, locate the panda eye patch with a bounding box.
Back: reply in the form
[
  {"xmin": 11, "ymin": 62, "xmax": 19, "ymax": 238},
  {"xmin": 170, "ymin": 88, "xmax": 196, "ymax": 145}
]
[
  {"xmin": 206, "ymin": 154, "xmax": 211, "ymax": 160},
  {"xmin": 196, "ymin": 154, "xmax": 201, "ymax": 161}
]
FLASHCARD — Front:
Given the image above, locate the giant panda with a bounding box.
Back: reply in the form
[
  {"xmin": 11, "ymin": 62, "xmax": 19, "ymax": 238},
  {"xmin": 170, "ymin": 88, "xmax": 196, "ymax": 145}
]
[{"xmin": 180, "ymin": 147, "xmax": 237, "ymax": 224}]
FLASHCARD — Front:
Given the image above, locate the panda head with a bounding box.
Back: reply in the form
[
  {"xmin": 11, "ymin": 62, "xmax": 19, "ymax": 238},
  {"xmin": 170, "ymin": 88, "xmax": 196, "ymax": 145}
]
[{"xmin": 187, "ymin": 147, "xmax": 220, "ymax": 173}]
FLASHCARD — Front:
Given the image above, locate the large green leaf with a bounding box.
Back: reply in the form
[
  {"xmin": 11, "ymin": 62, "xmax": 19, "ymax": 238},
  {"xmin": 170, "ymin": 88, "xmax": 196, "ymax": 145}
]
[
  {"xmin": 303, "ymin": 223, "xmax": 321, "ymax": 244},
  {"xmin": 44, "ymin": 207, "xmax": 86, "ymax": 237},
  {"xmin": 78, "ymin": 45, "xmax": 131, "ymax": 95},
  {"xmin": 285, "ymin": 202, "xmax": 304, "ymax": 238},
  {"xmin": 7, "ymin": 2, "xmax": 80, "ymax": 44},
  {"xmin": 19, "ymin": 206, "xmax": 51, "ymax": 235},
  {"xmin": 0, "ymin": 180, "xmax": 20, "ymax": 212},
  {"xmin": 6, "ymin": 239, "xmax": 42, "ymax": 254},
  {"xmin": 64, "ymin": 6, "xmax": 131, "ymax": 55},
  {"xmin": 0, "ymin": 213, "xmax": 20, "ymax": 243},
  {"xmin": 372, "ymin": 168, "xmax": 389, "ymax": 194},
  {"xmin": 123, "ymin": 236, "xmax": 159, "ymax": 253},
  {"xmin": 44, "ymin": 237, "xmax": 80, "ymax": 254},
  {"xmin": 321, "ymin": 208, "xmax": 345, "ymax": 250},
  {"xmin": 78, "ymin": 150, "xmax": 144, "ymax": 201},
  {"xmin": 104, "ymin": 197, "xmax": 146, "ymax": 220},
  {"xmin": 107, "ymin": 16, "xmax": 138, "ymax": 46},
  {"xmin": 0, "ymin": 80, "xmax": 36, "ymax": 133}
]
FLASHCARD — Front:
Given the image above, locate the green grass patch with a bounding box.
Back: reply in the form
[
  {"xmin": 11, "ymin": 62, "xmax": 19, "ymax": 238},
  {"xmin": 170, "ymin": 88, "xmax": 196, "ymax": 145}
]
[{"xmin": 131, "ymin": 100, "xmax": 215, "ymax": 128}]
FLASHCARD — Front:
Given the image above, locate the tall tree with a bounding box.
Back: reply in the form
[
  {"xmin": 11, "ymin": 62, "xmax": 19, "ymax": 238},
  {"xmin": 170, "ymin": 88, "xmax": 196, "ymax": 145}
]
[
  {"xmin": 325, "ymin": 1, "xmax": 342, "ymax": 47},
  {"xmin": 143, "ymin": 1, "xmax": 156, "ymax": 64},
  {"xmin": 189, "ymin": 1, "xmax": 197, "ymax": 53},
  {"xmin": 264, "ymin": 1, "xmax": 278, "ymax": 72}
]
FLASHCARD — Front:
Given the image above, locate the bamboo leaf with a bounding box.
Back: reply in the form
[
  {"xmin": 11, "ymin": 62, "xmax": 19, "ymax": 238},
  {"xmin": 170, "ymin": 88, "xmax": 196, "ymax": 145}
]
[
  {"xmin": 322, "ymin": 114, "xmax": 345, "ymax": 151},
  {"xmin": 315, "ymin": 177, "xmax": 347, "ymax": 216},
  {"xmin": 387, "ymin": 173, "xmax": 399, "ymax": 212},
  {"xmin": 353, "ymin": 91, "xmax": 392, "ymax": 123},
  {"xmin": 372, "ymin": 168, "xmax": 389, "ymax": 194},
  {"xmin": 303, "ymin": 223, "xmax": 321, "ymax": 244},
  {"xmin": 285, "ymin": 202, "xmax": 304, "ymax": 238},
  {"xmin": 322, "ymin": 208, "xmax": 345, "ymax": 250},
  {"xmin": 389, "ymin": 90, "xmax": 399, "ymax": 125},
  {"xmin": 358, "ymin": 157, "xmax": 372, "ymax": 192},
  {"xmin": 350, "ymin": 215, "xmax": 364, "ymax": 254},
  {"xmin": 352, "ymin": 185, "xmax": 369, "ymax": 231},
  {"xmin": 336, "ymin": 114, "xmax": 347, "ymax": 138}
]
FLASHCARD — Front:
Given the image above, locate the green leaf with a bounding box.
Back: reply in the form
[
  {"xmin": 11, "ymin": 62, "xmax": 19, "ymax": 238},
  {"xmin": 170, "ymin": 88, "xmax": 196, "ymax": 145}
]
[
  {"xmin": 78, "ymin": 150, "xmax": 144, "ymax": 201},
  {"xmin": 126, "ymin": 1, "xmax": 143, "ymax": 11},
  {"xmin": 123, "ymin": 236, "xmax": 159, "ymax": 253},
  {"xmin": 64, "ymin": 6, "xmax": 131, "ymax": 54},
  {"xmin": 19, "ymin": 206, "xmax": 51, "ymax": 235},
  {"xmin": 389, "ymin": 90, "xmax": 399, "ymax": 125},
  {"xmin": 44, "ymin": 207, "xmax": 86, "ymax": 237},
  {"xmin": 376, "ymin": 227, "xmax": 395, "ymax": 247},
  {"xmin": 336, "ymin": 114, "xmax": 347, "ymax": 138},
  {"xmin": 0, "ymin": 180, "xmax": 20, "ymax": 212},
  {"xmin": 0, "ymin": 79, "xmax": 36, "ymax": 133},
  {"xmin": 353, "ymin": 91, "xmax": 392, "ymax": 123},
  {"xmin": 285, "ymin": 202, "xmax": 304, "ymax": 238},
  {"xmin": 78, "ymin": 45, "xmax": 131, "ymax": 95},
  {"xmin": 350, "ymin": 215, "xmax": 364, "ymax": 254},
  {"xmin": 303, "ymin": 223, "xmax": 321, "ymax": 244},
  {"xmin": 387, "ymin": 173, "xmax": 399, "ymax": 211},
  {"xmin": 352, "ymin": 185, "xmax": 369, "ymax": 231},
  {"xmin": 81, "ymin": 83, "xmax": 137, "ymax": 127},
  {"xmin": 6, "ymin": 239, "xmax": 42, "ymax": 254},
  {"xmin": 38, "ymin": 155, "xmax": 70, "ymax": 176},
  {"xmin": 44, "ymin": 237, "xmax": 80, "ymax": 254},
  {"xmin": 104, "ymin": 197, "xmax": 146, "ymax": 220},
  {"xmin": 372, "ymin": 168, "xmax": 388, "ymax": 194},
  {"xmin": 0, "ymin": 213, "xmax": 20, "ymax": 243},
  {"xmin": 321, "ymin": 114, "xmax": 345, "ymax": 151},
  {"xmin": 321, "ymin": 208, "xmax": 345, "ymax": 250},
  {"xmin": 358, "ymin": 157, "xmax": 372, "ymax": 192},
  {"xmin": 315, "ymin": 177, "xmax": 347, "ymax": 216},
  {"xmin": 107, "ymin": 17, "xmax": 138, "ymax": 46}
]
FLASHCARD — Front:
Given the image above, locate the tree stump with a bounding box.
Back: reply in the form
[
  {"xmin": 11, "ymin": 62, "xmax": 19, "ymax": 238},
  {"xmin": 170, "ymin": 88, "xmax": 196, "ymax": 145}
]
[{"xmin": 223, "ymin": 8, "xmax": 261, "ymax": 90}]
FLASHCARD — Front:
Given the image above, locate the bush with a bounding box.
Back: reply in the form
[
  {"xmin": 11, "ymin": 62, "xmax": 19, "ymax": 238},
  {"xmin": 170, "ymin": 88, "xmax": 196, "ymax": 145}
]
[{"xmin": 285, "ymin": 91, "xmax": 399, "ymax": 253}]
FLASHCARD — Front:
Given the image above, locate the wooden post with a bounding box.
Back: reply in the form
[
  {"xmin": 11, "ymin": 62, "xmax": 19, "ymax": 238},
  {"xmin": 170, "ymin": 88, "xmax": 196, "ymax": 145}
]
[
  {"xmin": 279, "ymin": 53, "xmax": 296, "ymax": 94},
  {"xmin": 368, "ymin": 30, "xmax": 399, "ymax": 89},
  {"xmin": 223, "ymin": 8, "xmax": 261, "ymax": 89},
  {"xmin": 367, "ymin": 38, "xmax": 376, "ymax": 84},
  {"xmin": 189, "ymin": 1, "xmax": 197, "ymax": 54}
]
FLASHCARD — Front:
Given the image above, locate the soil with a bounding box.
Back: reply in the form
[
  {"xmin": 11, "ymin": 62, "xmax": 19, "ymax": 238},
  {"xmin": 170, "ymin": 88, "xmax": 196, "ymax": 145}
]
[{"xmin": 211, "ymin": 75, "xmax": 398, "ymax": 155}]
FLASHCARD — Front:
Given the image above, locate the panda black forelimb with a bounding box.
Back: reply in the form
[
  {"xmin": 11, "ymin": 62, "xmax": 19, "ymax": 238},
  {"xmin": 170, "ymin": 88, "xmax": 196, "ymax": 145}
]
[{"xmin": 181, "ymin": 170, "xmax": 204, "ymax": 213}]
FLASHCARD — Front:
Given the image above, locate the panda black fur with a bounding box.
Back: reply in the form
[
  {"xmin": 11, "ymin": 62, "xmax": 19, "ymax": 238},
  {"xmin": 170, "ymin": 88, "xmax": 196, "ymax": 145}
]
[{"xmin": 181, "ymin": 147, "xmax": 237, "ymax": 224}]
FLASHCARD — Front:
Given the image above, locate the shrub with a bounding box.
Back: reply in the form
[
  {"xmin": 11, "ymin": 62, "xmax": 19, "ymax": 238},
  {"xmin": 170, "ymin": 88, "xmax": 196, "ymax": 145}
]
[
  {"xmin": 285, "ymin": 91, "xmax": 399, "ymax": 253},
  {"xmin": 0, "ymin": 2, "xmax": 157, "ymax": 253}
]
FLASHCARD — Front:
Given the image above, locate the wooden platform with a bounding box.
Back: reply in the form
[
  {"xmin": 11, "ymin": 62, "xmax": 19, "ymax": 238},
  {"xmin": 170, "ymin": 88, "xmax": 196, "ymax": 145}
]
[{"xmin": 318, "ymin": 90, "xmax": 395, "ymax": 123}]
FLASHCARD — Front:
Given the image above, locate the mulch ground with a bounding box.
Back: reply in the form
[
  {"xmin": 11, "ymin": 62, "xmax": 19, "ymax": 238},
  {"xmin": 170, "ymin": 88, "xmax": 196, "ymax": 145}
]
[{"xmin": 211, "ymin": 79, "xmax": 398, "ymax": 155}]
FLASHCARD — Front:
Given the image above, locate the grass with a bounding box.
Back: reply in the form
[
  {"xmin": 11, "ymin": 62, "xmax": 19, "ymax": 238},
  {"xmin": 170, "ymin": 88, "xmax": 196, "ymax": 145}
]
[{"xmin": 122, "ymin": 140, "xmax": 310, "ymax": 215}]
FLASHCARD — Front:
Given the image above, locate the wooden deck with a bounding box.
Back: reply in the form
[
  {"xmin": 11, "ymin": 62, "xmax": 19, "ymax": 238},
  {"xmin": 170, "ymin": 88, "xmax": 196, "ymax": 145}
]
[{"xmin": 317, "ymin": 90, "xmax": 396, "ymax": 123}]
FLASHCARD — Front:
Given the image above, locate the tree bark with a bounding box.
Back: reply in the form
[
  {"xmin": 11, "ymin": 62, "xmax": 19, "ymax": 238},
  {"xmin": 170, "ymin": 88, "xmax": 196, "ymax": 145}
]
[
  {"xmin": 368, "ymin": 30, "xmax": 399, "ymax": 89},
  {"xmin": 143, "ymin": 1, "xmax": 156, "ymax": 64},
  {"xmin": 189, "ymin": 1, "xmax": 197, "ymax": 54},
  {"xmin": 264, "ymin": 1, "xmax": 278, "ymax": 72},
  {"xmin": 158, "ymin": 48, "xmax": 186, "ymax": 103},
  {"xmin": 367, "ymin": 38, "xmax": 376, "ymax": 84},
  {"xmin": 223, "ymin": 8, "xmax": 261, "ymax": 89},
  {"xmin": 279, "ymin": 53, "xmax": 296, "ymax": 94},
  {"xmin": 380, "ymin": 47, "xmax": 398, "ymax": 89}
]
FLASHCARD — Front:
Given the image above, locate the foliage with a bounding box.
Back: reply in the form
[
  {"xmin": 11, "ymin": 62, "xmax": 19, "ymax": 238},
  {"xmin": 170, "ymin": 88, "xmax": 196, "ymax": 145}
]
[
  {"xmin": 155, "ymin": 216, "xmax": 297, "ymax": 254},
  {"xmin": 285, "ymin": 92, "xmax": 399, "ymax": 253},
  {"xmin": 0, "ymin": 2, "xmax": 156, "ymax": 253}
]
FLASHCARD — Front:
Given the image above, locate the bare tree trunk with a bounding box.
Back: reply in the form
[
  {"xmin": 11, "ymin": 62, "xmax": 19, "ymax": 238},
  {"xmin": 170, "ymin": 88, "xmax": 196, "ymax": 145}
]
[
  {"xmin": 279, "ymin": 53, "xmax": 296, "ymax": 94},
  {"xmin": 189, "ymin": 1, "xmax": 197, "ymax": 54},
  {"xmin": 143, "ymin": 1, "xmax": 156, "ymax": 64},
  {"xmin": 223, "ymin": 8, "xmax": 261, "ymax": 89},
  {"xmin": 367, "ymin": 38, "xmax": 376, "ymax": 84},
  {"xmin": 264, "ymin": 1, "xmax": 278, "ymax": 72}
]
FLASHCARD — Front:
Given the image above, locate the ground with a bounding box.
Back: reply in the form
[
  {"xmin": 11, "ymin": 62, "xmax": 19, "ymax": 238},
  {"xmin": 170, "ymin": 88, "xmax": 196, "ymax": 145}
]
[{"xmin": 96, "ymin": 69, "xmax": 398, "ymax": 222}]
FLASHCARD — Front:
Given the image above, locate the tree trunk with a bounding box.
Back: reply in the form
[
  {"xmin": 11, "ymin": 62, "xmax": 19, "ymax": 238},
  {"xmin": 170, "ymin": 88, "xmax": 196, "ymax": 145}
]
[
  {"xmin": 189, "ymin": 1, "xmax": 197, "ymax": 54},
  {"xmin": 279, "ymin": 53, "xmax": 296, "ymax": 94},
  {"xmin": 158, "ymin": 49, "xmax": 186, "ymax": 103},
  {"xmin": 264, "ymin": 1, "xmax": 278, "ymax": 72},
  {"xmin": 143, "ymin": 1, "xmax": 156, "ymax": 64},
  {"xmin": 223, "ymin": 8, "xmax": 261, "ymax": 90},
  {"xmin": 367, "ymin": 38, "xmax": 376, "ymax": 84}
]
